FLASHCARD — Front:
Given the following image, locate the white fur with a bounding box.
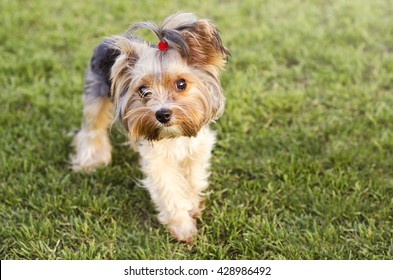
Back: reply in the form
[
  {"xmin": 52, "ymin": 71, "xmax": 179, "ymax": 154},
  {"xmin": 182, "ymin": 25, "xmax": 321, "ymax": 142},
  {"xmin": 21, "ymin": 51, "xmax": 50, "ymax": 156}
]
[
  {"xmin": 71, "ymin": 129, "xmax": 112, "ymax": 172},
  {"xmin": 72, "ymin": 13, "xmax": 228, "ymax": 242},
  {"xmin": 137, "ymin": 126, "xmax": 215, "ymax": 242},
  {"xmin": 72, "ymin": 123, "xmax": 215, "ymax": 242}
]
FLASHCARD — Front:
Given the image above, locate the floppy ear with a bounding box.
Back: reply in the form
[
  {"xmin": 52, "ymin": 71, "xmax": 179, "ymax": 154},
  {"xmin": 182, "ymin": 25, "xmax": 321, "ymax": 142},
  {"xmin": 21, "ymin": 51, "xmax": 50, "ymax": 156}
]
[
  {"xmin": 180, "ymin": 19, "xmax": 229, "ymax": 73},
  {"xmin": 109, "ymin": 36, "xmax": 145, "ymax": 102}
]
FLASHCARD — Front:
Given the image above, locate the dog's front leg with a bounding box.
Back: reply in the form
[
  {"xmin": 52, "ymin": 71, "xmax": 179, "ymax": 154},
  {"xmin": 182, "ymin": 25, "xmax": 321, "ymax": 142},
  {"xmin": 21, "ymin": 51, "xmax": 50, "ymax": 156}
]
[
  {"xmin": 185, "ymin": 127, "xmax": 216, "ymax": 218},
  {"xmin": 140, "ymin": 155, "xmax": 197, "ymax": 243}
]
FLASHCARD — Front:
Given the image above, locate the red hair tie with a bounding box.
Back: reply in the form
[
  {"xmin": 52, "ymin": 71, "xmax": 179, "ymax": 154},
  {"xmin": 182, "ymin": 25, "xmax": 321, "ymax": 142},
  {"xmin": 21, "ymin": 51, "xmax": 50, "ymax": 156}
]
[{"xmin": 158, "ymin": 41, "xmax": 169, "ymax": 51}]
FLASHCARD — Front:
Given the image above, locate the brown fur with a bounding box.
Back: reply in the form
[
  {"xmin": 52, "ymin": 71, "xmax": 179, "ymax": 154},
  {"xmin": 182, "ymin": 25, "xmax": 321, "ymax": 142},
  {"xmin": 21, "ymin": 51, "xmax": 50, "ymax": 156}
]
[
  {"xmin": 108, "ymin": 14, "xmax": 228, "ymax": 142},
  {"xmin": 71, "ymin": 13, "xmax": 228, "ymax": 243},
  {"xmin": 180, "ymin": 20, "xmax": 229, "ymax": 71}
]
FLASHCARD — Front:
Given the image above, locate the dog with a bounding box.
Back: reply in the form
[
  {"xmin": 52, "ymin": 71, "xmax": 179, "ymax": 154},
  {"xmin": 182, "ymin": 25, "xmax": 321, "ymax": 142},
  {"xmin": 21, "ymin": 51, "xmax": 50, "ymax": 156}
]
[{"xmin": 71, "ymin": 13, "xmax": 229, "ymax": 243}]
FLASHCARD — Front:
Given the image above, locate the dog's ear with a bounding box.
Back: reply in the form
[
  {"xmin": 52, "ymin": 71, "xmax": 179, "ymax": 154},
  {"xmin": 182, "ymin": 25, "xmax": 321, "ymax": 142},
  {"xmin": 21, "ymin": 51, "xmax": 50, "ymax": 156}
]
[
  {"xmin": 180, "ymin": 19, "xmax": 229, "ymax": 73},
  {"xmin": 110, "ymin": 36, "xmax": 145, "ymax": 102}
]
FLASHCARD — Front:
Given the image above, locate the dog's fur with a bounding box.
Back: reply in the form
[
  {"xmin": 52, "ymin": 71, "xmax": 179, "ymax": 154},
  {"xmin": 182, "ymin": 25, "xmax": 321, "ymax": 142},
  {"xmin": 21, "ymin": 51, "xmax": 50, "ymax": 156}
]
[{"xmin": 71, "ymin": 13, "xmax": 228, "ymax": 243}]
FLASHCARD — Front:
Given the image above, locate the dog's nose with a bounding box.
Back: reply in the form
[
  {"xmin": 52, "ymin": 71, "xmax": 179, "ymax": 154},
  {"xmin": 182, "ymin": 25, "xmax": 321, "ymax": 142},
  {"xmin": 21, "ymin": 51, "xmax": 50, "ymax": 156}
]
[{"xmin": 155, "ymin": 108, "xmax": 172, "ymax": 124}]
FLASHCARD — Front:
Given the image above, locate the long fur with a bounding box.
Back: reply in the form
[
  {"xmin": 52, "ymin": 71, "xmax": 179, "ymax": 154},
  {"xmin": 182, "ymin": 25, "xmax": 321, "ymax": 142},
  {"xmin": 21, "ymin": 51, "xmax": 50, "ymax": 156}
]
[{"xmin": 71, "ymin": 13, "xmax": 228, "ymax": 243}]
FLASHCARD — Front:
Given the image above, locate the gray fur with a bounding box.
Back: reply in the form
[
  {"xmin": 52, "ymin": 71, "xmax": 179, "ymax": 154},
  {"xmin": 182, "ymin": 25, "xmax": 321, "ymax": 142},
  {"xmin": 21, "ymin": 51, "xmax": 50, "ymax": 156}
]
[
  {"xmin": 128, "ymin": 13, "xmax": 197, "ymax": 58},
  {"xmin": 84, "ymin": 39, "xmax": 120, "ymax": 98},
  {"xmin": 83, "ymin": 13, "xmax": 202, "ymax": 99}
]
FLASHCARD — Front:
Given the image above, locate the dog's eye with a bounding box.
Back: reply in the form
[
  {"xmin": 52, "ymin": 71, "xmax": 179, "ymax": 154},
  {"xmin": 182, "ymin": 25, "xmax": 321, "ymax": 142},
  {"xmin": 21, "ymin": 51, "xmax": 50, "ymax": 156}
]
[
  {"xmin": 138, "ymin": 86, "xmax": 151, "ymax": 98},
  {"xmin": 175, "ymin": 79, "xmax": 187, "ymax": 92}
]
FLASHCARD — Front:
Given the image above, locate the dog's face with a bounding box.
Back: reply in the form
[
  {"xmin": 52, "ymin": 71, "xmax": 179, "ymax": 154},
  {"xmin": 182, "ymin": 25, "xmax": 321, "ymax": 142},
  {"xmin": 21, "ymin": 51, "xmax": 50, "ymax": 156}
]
[{"xmin": 110, "ymin": 14, "xmax": 229, "ymax": 141}]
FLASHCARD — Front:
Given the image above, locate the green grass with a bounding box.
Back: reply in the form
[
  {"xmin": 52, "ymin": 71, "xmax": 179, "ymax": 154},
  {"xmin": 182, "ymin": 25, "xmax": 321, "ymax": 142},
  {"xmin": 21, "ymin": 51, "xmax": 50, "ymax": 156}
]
[{"xmin": 1, "ymin": 0, "xmax": 392, "ymax": 259}]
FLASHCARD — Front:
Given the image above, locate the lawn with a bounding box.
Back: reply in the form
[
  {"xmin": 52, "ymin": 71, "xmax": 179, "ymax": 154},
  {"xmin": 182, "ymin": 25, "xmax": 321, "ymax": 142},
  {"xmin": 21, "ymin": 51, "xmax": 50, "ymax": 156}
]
[{"xmin": 1, "ymin": 0, "xmax": 392, "ymax": 259}]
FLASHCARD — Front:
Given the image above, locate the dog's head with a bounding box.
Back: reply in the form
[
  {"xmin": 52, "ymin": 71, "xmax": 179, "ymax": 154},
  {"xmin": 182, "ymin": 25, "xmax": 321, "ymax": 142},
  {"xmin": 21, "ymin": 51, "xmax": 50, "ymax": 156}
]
[{"xmin": 110, "ymin": 13, "xmax": 229, "ymax": 141}]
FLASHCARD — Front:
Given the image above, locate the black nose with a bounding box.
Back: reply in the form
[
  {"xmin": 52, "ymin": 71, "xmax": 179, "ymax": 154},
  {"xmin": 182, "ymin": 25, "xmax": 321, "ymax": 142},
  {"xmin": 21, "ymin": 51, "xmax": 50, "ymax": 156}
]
[{"xmin": 155, "ymin": 108, "xmax": 172, "ymax": 124}]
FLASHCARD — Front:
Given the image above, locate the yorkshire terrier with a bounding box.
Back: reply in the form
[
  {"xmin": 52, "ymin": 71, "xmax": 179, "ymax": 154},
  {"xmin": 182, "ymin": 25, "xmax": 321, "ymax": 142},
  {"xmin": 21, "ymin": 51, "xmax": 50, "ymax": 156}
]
[{"xmin": 71, "ymin": 13, "xmax": 229, "ymax": 243}]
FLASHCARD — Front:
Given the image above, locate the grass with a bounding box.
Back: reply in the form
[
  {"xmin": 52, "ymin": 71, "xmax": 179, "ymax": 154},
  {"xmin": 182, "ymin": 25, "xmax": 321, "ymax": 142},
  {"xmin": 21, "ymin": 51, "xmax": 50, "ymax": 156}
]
[{"xmin": 1, "ymin": 0, "xmax": 392, "ymax": 259}]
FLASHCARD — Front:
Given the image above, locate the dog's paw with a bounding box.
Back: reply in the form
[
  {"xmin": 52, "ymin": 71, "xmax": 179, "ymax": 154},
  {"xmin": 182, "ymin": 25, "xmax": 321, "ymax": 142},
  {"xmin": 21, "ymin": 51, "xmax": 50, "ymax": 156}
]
[
  {"xmin": 168, "ymin": 219, "xmax": 197, "ymax": 243},
  {"xmin": 189, "ymin": 200, "xmax": 205, "ymax": 219},
  {"xmin": 71, "ymin": 157, "xmax": 110, "ymax": 172},
  {"xmin": 71, "ymin": 130, "xmax": 112, "ymax": 172}
]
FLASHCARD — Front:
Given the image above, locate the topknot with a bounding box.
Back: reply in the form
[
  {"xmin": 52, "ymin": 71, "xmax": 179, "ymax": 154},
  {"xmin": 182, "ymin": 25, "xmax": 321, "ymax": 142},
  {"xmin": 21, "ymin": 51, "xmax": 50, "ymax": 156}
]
[{"xmin": 127, "ymin": 13, "xmax": 198, "ymax": 58}]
